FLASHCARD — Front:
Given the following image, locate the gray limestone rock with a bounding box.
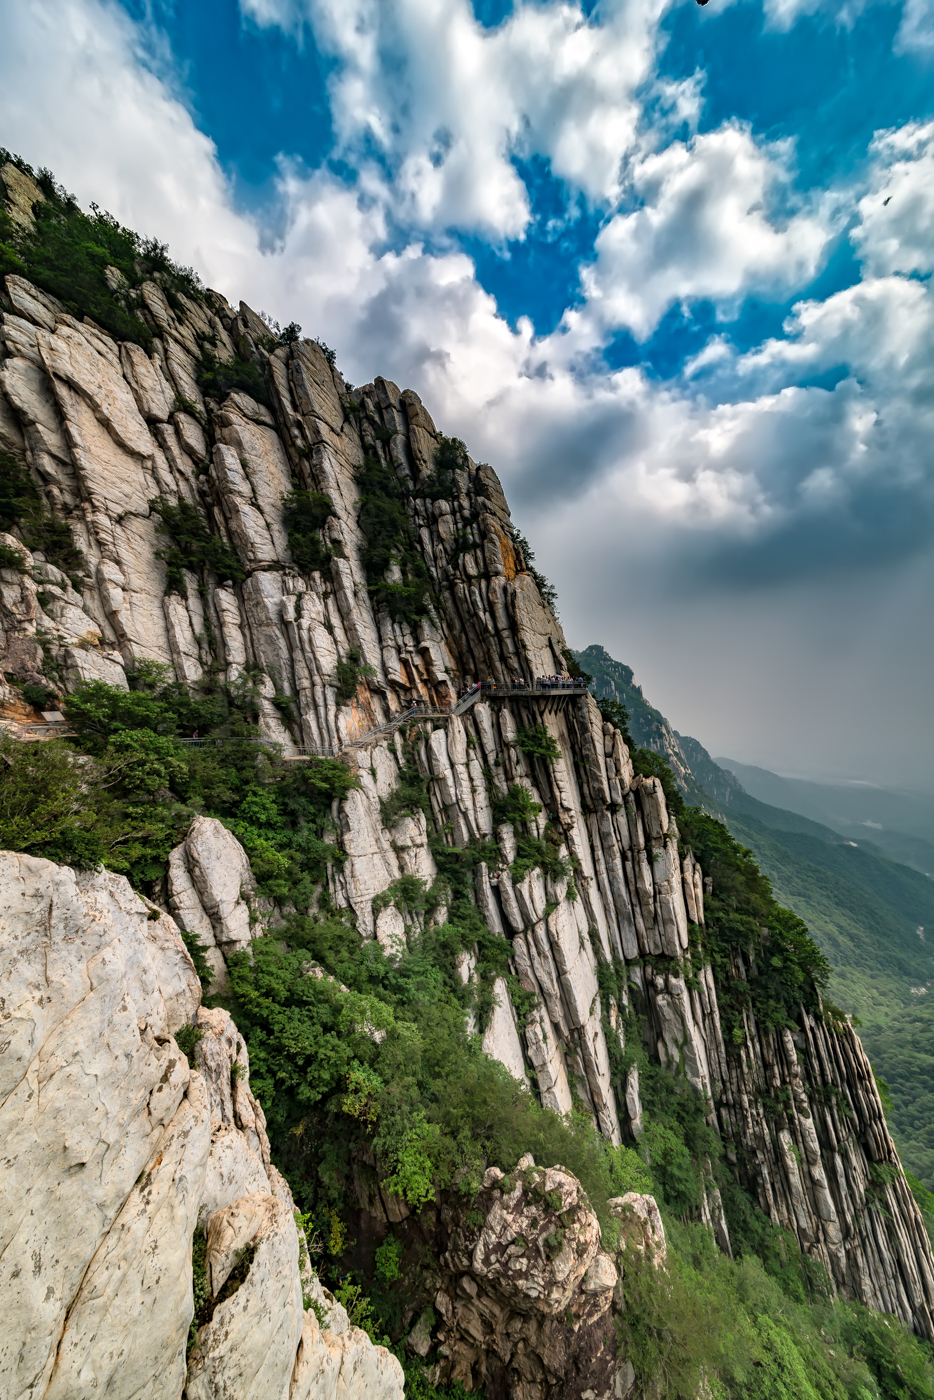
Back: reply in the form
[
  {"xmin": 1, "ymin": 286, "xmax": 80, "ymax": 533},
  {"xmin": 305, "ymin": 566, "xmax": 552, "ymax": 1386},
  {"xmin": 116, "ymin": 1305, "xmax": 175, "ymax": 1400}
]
[
  {"xmin": 42, "ymin": 1073, "xmax": 211, "ymax": 1400},
  {"xmin": 1, "ymin": 169, "xmax": 46, "ymax": 231},
  {"xmin": 171, "ymin": 816, "xmax": 255, "ymax": 956},
  {"xmin": 0, "ymin": 852, "xmax": 403, "ymax": 1400},
  {"xmin": 186, "ymin": 1193, "xmax": 305, "ymax": 1400},
  {"xmin": 432, "ymin": 1166, "xmax": 657, "ymax": 1400},
  {"xmin": 120, "ymin": 341, "xmax": 174, "ymax": 421},
  {"xmin": 0, "ymin": 855, "xmax": 201, "ymax": 1399}
]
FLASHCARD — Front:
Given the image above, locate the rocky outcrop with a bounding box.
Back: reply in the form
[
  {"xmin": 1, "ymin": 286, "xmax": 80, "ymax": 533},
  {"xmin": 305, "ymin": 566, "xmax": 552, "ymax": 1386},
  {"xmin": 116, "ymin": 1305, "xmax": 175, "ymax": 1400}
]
[
  {"xmin": 167, "ymin": 815, "xmax": 257, "ymax": 986},
  {"xmin": 0, "ymin": 851, "xmax": 403, "ymax": 1400},
  {"xmin": 2, "ymin": 245, "xmax": 934, "ymax": 1349},
  {"xmin": 186, "ymin": 1193, "xmax": 306, "ymax": 1400},
  {"xmin": 421, "ymin": 1158, "xmax": 668, "ymax": 1400},
  {"xmin": 0, "ymin": 853, "xmax": 200, "ymax": 1400}
]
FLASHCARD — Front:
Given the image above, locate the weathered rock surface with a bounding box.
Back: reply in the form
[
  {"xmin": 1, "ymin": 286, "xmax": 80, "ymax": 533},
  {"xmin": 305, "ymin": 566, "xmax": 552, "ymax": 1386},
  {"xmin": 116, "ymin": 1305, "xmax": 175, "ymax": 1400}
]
[
  {"xmin": 0, "ymin": 854, "xmax": 200, "ymax": 1398},
  {"xmin": 42, "ymin": 1074, "xmax": 211, "ymax": 1400},
  {"xmin": 167, "ymin": 814, "xmax": 256, "ymax": 979},
  {"xmin": 186, "ymin": 1193, "xmax": 305, "ymax": 1400},
  {"xmin": 427, "ymin": 1159, "xmax": 645, "ymax": 1400},
  {"xmin": 0, "ymin": 853, "xmax": 404, "ymax": 1400}
]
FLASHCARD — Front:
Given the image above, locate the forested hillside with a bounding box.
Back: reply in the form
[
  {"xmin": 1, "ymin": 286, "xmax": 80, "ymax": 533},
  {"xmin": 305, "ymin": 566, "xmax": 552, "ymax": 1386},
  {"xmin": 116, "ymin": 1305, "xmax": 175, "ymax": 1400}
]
[{"xmin": 719, "ymin": 758, "xmax": 934, "ymax": 878}]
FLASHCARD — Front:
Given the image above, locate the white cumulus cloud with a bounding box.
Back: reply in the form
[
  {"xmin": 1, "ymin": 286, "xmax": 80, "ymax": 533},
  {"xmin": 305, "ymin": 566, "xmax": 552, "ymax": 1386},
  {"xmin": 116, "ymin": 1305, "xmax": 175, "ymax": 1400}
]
[
  {"xmin": 241, "ymin": 0, "xmax": 676, "ymax": 236},
  {"xmin": 853, "ymin": 122, "xmax": 934, "ymax": 276},
  {"xmin": 579, "ymin": 124, "xmax": 830, "ymax": 339}
]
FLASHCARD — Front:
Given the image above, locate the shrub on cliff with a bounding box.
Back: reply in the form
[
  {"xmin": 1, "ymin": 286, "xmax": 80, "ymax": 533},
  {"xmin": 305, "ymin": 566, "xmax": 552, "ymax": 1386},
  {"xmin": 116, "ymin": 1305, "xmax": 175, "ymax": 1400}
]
[
  {"xmin": 515, "ymin": 723, "xmax": 561, "ymax": 764},
  {"xmin": 0, "ymin": 449, "xmax": 86, "ymax": 581},
  {"xmin": 282, "ymin": 489, "xmax": 336, "ymax": 574},
  {"xmin": 355, "ymin": 453, "xmax": 435, "ymax": 624},
  {"xmin": 225, "ymin": 906, "xmax": 646, "ymax": 1247},
  {"xmin": 196, "ymin": 346, "xmax": 272, "ymax": 407},
  {"xmin": 0, "ymin": 732, "xmax": 180, "ymax": 878},
  {"xmin": 507, "ymin": 524, "xmax": 559, "ymax": 614},
  {"xmin": 0, "ymin": 671, "xmax": 355, "ymax": 895},
  {"xmin": 0, "ymin": 734, "xmax": 98, "ymax": 854},
  {"xmin": 335, "ymin": 647, "xmax": 376, "ymax": 703},
  {"xmin": 150, "ymin": 499, "xmax": 246, "ymax": 594},
  {"xmin": 679, "ymin": 806, "xmax": 832, "ymax": 1034},
  {"xmin": 0, "ymin": 149, "xmax": 204, "ymax": 350}
]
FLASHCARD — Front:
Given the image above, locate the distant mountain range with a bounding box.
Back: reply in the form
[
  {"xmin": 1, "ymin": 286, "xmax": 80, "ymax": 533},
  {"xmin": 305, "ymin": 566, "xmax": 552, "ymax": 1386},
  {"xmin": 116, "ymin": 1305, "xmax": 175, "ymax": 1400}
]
[
  {"xmin": 573, "ymin": 643, "xmax": 934, "ymax": 1194},
  {"xmin": 715, "ymin": 758, "xmax": 934, "ymax": 878}
]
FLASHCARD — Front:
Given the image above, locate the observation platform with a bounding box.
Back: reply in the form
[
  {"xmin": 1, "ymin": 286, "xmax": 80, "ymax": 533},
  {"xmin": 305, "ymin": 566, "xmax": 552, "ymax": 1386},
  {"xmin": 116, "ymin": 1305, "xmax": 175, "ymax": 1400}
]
[{"xmin": 452, "ymin": 680, "xmax": 590, "ymax": 717}]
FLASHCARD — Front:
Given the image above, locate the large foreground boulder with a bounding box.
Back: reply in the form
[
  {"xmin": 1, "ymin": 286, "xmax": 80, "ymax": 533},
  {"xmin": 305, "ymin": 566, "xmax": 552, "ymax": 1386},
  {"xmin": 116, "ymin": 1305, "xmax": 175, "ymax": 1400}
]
[
  {"xmin": 0, "ymin": 851, "xmax": 403, "ymax": 1400},
  {"xmin": 422, "ymin": 1156, "xmax": 665, "ymax": 1400}
]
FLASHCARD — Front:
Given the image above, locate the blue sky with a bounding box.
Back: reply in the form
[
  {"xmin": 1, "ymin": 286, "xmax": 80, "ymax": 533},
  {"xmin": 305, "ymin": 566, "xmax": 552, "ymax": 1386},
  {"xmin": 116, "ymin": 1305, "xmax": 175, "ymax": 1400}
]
[
  {"xmin": 2, "ymin": 0, "xmax": 934, "ymax": 785},
  {"xmin": 121, "ymin": 0, "xmax": 934, "ymax": 348},
  {"xmin": 119, "ymin": 0, "xmax": 932, "ymax": 324}
]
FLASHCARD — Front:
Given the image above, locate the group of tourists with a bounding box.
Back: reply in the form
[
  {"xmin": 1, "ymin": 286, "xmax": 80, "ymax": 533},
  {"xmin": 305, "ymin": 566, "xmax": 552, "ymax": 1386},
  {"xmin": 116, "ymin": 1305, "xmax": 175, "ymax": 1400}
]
[
  {"xmin": 455, "ymin": 672, "xmax": 583, "ymax": 699},
  {"xmin": 457, "ymin": 676, "xmax": 527, "ymax": 698},
  {"xmin": 536, "ymin": 674, "xmax": 582, "ymax": 690}
]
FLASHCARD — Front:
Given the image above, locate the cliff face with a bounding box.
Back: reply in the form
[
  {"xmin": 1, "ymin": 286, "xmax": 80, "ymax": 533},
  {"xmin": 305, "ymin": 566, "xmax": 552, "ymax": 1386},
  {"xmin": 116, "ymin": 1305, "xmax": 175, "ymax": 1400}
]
[
  {"xmin": 0, "ymin": 851, "xmax": 404, "ymax": 1400},
  {"xmin": 1, "ymin": 152, "xmax": 934, "ymax": 1388},
  {"xmin": 572, "ymin": 645, "xmax": 704, "ymax": 799}
]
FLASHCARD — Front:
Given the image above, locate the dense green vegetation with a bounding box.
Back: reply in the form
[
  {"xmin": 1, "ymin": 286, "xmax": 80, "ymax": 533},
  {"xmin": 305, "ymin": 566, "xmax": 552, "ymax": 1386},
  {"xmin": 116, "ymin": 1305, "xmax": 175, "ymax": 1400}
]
[
  {"xmin": 0, "ymin": 664, "xmax": 353, "ymax": 894},
  {"xmin": 679, "ymin": 807, "xmax": 832, "ymax": 1038},
  {"xmin": 150, "ymin": 498, "xmax": 245, "ymax": 595},
  {"xmin": 617, "ymin": 1221, "xmax": 934, "ymax": 1400},
  {"xmin": 592, "ymin": 704, "xmax": 750, "ymax": 995},
  {"xmin": 355, "ymin": 452, "xmax": 435, "ymax": 623},
  {"xmin": 0, "ymin": 448, "xmax": 86, "ymax": 582},
  {"xmin": 226, "ymin": 912, "xmax": 645, "ymax": 1237},
  {"xmin": 196, "ymin": 346, "xmax": 272, "ymax": 408},
  {"xmin": 282, "ymin": 489, "xmax": 336, "ymax": 574},
  {"xmin": 0, "ymin": 149, "xmax": 205, "ymax": 350},
  {"xmin": 725, "ymin": 804, "xmax": 934, "ymax": 1191}
]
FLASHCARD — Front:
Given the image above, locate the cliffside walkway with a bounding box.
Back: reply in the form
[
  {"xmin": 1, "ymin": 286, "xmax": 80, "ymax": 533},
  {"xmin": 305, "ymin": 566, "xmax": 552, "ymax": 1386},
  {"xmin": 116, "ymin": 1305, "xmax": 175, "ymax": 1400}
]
[
  {"xmin": 1, "ymin": 684, "xmax": 591, "ymax": 758},
  {"xmin": 298, "ymin": 703, "xmax": 450, "ymax": 758},
  {"xmin": 452, "ymin": 680, "xmax": 590, "ymax": 717},
  {"xmin": 1, "ymin": 720, "xmax": 76, "ymax": 741},
  {"xmin": 293, "ymin": 683, "xmax": 591, "ymax": 757}
]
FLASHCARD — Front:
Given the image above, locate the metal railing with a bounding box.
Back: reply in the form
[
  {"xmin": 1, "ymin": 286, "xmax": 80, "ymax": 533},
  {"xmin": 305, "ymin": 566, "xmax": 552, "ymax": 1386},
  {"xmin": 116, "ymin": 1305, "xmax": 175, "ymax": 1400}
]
[
  {"xmin": 2, "ymin": 684, "xmax": 589, "ymax": 754},
  {"xmin": 457, "ymin": 680, "xmax": 590, "ymax": 699},
  {"xmin": 1, "ymin": 721, "xmax": 76, "ymax": 740},
  {"xmin": 174, "ymin": 736, "xmax": 276, "ymax": 748},
  {"xmin": 492, "ymin": 680, "xmax": 588, "ymax": 693},
  {"xmin": 343, "ymin": 703, "xmax": 450, "ymax": 749}
]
